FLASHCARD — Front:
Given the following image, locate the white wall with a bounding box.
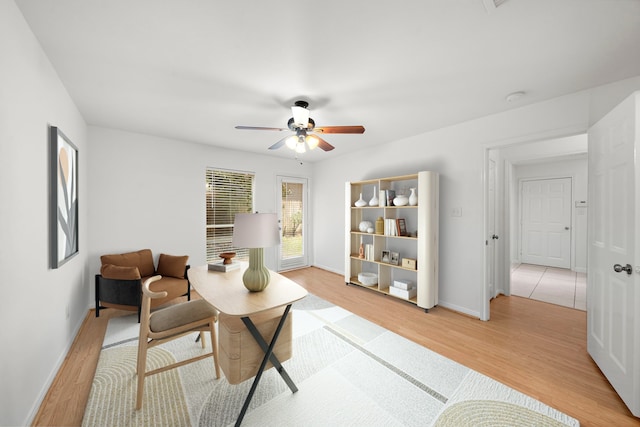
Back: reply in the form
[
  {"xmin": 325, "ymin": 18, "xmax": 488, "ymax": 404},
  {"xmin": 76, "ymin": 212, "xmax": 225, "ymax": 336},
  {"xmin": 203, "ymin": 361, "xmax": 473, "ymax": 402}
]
[
  {"xmin": 312, "ymin": 79, "xmax": 640, "ymax": 318},
  {"xmin": 87, "ymin": 126, "xmax": 313, "ymax": 304},
  {"xmin": 0, "ymin": 2, "xmax": 88, "ymax": 425},
  {"xmin": 513, "ymin": 157, "xmax": 589, "ymax": 272}
]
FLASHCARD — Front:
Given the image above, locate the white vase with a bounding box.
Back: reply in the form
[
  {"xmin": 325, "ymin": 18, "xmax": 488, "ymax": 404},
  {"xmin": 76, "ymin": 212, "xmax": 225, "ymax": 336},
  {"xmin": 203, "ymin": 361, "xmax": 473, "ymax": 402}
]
[
  {"xmin": 355, "ymin": 193, "xmax": 367, "ymax": 207},
  {"xmin": 409, "ymin": 188, "xmax": 418, "ymax": 206},
  {"xmin": 359, "ymin": 221, "xmax": 373, "ymax": 232},
  {"xmin": 393, "ymin": 194, "xmax": 409, "ymax": 206},
  {"xmin": 369, "ymin": 186, "xmax": 379, "ymax": 206}
]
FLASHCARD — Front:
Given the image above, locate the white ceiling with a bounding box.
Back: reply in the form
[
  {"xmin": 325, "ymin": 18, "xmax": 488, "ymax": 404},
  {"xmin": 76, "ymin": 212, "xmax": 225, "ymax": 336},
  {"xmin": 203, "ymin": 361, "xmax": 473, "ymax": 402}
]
[{"xmin": 15, "ymin": 0, "xmax": 640, "ymax": 163}]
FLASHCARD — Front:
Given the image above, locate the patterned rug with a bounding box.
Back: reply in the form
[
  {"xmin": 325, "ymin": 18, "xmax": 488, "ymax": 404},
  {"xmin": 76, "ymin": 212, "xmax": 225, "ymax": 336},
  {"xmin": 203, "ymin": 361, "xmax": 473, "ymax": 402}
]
[{"xmin": 83, "ymin": 294, "xmax": 580, "ymax": 426}]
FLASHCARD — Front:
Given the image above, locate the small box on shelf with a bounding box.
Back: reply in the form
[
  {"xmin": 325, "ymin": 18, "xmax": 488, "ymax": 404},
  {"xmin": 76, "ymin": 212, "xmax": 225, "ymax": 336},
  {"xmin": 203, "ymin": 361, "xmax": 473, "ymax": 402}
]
[
  {"xmin": 401, "ymin": 258, "xmax": 417, "ymax": 269},
  {"xmin": 393, "ymin": 279, "xmax": 414, "ymax": 290},
  {"xmin": 389, "ymin": 286, "xmax": 417, "ymax": 300}
]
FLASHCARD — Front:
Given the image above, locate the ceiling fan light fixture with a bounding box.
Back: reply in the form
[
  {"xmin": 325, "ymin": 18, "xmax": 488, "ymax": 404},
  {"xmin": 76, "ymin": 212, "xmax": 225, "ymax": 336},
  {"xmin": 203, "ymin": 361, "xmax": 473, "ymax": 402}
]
[
  {"xmin": 236, "ymin": 100, "xmax": 363, "ymax": 153},
  {"xmin": 295, "ymin": 140, "xmax": 306, "ymax": 153},
  {"xmin": 306, "ymin": 135, "xmax": 319, "ymax": 150},
  {"xmin": 285, "ymin": 135, "xmax": 298, "ymax": 149}
]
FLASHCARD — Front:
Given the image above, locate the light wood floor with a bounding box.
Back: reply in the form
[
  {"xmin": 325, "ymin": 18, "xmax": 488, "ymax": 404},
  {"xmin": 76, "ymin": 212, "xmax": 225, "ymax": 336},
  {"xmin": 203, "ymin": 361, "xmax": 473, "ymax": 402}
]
[{"xmin": 33, "ymin": 267, "xmax": 638, "ymax": 427}]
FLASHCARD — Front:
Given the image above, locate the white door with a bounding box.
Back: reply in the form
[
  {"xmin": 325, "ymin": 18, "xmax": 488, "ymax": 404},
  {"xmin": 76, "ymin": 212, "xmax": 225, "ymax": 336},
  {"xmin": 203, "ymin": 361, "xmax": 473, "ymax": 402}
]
[
  {"xmin": 520, "ymin": 177, "xmax": 571, "ymax": 268},
  {"xmin": 587, "ymin": 92, "xmax": 639, "ymax": 417},
  {"xmin": 277, "ymin": 176, "xmax": 309, "ymax": 271}
]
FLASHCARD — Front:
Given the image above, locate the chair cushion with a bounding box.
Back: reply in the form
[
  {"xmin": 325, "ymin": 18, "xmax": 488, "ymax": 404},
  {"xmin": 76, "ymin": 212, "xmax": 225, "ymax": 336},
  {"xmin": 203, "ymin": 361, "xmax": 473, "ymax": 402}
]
[
  {"xmin": 101, "ymin": 264, "xmax": 141, "ymax": 280},
  {"xmin": 156, "ymin": 253, "xmax": 189, "ymax": 279},
  {"xmin": 149, "ymin": 299, "xmax": 217, "ymax": 333},
  {"xmin": 101, "ymin": 249, "xmax": 155, "ymax": 277}
]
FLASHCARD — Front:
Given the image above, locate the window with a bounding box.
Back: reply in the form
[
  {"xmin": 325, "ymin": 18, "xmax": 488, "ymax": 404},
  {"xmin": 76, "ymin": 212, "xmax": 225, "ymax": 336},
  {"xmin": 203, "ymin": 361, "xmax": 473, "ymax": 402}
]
[{"xmin": 205, "ymin": 168, "xmax": 254, "ymax": 263}]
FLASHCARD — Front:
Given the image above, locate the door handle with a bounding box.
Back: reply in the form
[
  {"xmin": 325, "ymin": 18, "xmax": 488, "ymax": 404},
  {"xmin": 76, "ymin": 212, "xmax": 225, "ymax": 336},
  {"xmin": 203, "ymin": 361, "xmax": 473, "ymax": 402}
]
[
  {"xmin": 613, "ymin": 263, "xmax": 633, "ymax": 275},
  {"xmin": 491, "ymin": 234, "xmax": 499, "ymax": 240}
]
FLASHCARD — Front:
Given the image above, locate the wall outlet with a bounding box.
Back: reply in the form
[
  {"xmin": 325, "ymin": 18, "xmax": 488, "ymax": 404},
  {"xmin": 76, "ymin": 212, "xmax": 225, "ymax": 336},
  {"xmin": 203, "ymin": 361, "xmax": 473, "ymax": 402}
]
[{"xmin": 452, "ymin": 207, "xmax": 462, "ymax": 217}]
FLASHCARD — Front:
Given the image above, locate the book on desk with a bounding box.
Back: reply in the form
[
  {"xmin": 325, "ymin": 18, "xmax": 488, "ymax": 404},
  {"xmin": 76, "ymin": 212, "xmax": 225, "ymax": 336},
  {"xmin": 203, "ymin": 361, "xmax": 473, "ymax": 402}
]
[{"xmin": 208, "ymin": 262, "xmax": 241, "ymax": 272}]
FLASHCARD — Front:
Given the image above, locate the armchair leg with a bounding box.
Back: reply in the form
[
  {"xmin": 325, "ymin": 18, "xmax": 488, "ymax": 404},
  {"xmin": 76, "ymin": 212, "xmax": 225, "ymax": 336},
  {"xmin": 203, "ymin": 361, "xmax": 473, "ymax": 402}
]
[
  {"xmin": 95, "ymin": 275, "xmax": 100, "ymax": 317},
  {"xmin": 136, "ymin": 339, "xmax": 148, "ymax": 410}
]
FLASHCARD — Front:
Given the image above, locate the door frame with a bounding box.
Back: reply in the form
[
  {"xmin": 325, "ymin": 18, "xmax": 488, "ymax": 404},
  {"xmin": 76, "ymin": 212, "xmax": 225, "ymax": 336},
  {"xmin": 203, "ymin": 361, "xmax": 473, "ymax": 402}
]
[
  {"xmin": 482, "ymin": 125, "xmax": 586, "ymax": 320},
  {"xmin": 487, "ymin": 158, "xmax": 498, "ymax": 300}
]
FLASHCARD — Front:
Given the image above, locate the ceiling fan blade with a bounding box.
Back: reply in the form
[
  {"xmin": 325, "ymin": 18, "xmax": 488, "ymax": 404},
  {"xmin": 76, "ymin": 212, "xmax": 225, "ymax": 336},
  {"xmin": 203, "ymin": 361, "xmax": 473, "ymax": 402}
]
[
  {"xmin": 313, "ymin": 125, "xmax": 365, "ymax": 134},
  {"xmin": 315, "ymin": 135, "xmax": 335, "ymax": 151},
  {"xmin": 235, "ymin": 125, "xmax": 287, "ymax": 131},
  {"xmin": 268, "ymin": 136, "xmax": 290, "ymax": 150}
]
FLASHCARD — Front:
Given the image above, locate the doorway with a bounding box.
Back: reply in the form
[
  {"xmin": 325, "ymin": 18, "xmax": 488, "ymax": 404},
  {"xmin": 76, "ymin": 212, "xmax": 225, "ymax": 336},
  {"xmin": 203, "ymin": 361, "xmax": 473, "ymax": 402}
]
[
  {"xmin": 277, "ymin": 176, "xmax": 309, "ymax": 271},
  {"xmin": 485, "ymin": 133, "xmax": 588, "ymax": 316}
]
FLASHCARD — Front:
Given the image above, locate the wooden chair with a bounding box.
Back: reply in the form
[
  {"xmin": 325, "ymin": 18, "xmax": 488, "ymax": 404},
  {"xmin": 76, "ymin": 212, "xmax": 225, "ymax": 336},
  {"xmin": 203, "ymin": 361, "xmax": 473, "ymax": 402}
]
[{"xmin": 136, "ymin": 275, "xmax": 220, "ymax": 410}]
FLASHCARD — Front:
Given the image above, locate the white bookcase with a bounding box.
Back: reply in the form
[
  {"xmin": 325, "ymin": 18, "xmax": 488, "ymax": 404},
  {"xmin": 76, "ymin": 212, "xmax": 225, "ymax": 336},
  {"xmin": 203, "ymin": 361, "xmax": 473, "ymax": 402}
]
[{"xmin": 344, "ymin": 171, "xmax": 439, "ymax": 311}]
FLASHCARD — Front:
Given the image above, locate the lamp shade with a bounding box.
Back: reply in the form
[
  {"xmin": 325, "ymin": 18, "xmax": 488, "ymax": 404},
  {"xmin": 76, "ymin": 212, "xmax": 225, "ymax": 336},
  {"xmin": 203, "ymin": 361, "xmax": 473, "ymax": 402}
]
[
  {"xmin": 306, "ymin": 135, "xmax": 319, "ymax": 150},
  {"xmin": 232, "ymin": 213, "xmax": 280, "ymax": 249},
  {"xmin": 291, "ymin": 104, "xmax": 310, "ymax": 127}
]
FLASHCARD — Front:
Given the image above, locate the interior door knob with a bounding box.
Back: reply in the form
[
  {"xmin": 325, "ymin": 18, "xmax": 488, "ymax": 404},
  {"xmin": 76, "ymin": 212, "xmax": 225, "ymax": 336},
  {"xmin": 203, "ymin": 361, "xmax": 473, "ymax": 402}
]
[
  {"xmin": 491, "ymin": 234, "xmax": 499, "ymax": 240},
  {"xmin": 613, "ymin": 263, "xmax": 633, "ymax": 274}
]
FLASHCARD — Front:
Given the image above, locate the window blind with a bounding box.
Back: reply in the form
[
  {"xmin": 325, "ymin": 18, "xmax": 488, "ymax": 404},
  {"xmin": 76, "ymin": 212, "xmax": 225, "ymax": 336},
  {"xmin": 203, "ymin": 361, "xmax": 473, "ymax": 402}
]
[{"xmin": 205, "ymin": 168, "xmax": 254, "ymax": 263}]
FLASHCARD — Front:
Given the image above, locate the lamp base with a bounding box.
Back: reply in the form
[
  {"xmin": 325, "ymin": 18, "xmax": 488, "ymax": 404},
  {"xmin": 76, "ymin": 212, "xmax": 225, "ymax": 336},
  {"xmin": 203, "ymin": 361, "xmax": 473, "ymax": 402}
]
[{"xmin": 242, "ymin": 248, "xmax": 271, "ymax": 292}]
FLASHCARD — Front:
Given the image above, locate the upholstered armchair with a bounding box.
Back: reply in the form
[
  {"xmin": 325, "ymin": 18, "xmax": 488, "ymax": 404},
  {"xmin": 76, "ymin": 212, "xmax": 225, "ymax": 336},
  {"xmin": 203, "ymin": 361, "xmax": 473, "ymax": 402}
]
[{"xmin": 95, "ymin": 249, "xmax": 191, "ymax": 321}]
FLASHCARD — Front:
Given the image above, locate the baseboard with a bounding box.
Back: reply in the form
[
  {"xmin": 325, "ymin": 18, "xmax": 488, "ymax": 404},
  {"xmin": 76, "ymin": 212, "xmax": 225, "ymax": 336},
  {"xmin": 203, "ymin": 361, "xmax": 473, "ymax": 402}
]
[
  {"xmin": 309, "ymin": 263, "xmax": 344, "ymax": 276},
  {"xmin": 26, "ymin": 310, "xmax": 87, "ymax": 425},
  {"xmin": 437, "ymin": 300, "xmax": 481, "ymax": 320}
]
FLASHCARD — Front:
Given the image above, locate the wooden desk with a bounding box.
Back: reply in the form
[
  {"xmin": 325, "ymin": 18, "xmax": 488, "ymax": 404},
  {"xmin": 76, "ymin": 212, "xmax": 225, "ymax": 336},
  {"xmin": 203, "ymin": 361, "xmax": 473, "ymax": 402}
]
[{"xmin": 188, "ymin": 264, "xmax": 308, "ymax": 426}]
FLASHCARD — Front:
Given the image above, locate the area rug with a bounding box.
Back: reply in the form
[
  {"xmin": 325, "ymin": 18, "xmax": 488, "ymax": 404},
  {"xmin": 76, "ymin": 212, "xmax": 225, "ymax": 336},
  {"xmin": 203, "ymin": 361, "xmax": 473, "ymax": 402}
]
[{"xmin": 83, "ymin": 294, "xmax": 579, "ymax": 427}]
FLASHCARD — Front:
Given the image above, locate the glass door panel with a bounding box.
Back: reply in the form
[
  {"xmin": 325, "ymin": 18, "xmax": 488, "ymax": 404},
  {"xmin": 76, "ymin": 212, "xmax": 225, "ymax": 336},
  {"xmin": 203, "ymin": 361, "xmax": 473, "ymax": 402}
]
[{"xmin": 277, "ymin": 176, "xmax": 308, "ymax": 270}]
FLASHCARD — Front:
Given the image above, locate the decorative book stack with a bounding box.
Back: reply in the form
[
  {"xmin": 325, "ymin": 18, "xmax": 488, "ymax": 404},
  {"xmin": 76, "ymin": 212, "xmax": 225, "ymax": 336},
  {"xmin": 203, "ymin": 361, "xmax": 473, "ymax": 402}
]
[{"xmin": 208, "ymin": 262, "xmax": 240, "ymax": 272}]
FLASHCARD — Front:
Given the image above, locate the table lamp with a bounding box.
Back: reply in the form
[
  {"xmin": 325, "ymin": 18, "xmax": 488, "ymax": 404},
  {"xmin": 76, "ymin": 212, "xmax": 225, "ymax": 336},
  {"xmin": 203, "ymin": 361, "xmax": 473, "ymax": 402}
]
[{"xmin": 232, "ymin": 212, "xmax": 281, "ymax": 292}]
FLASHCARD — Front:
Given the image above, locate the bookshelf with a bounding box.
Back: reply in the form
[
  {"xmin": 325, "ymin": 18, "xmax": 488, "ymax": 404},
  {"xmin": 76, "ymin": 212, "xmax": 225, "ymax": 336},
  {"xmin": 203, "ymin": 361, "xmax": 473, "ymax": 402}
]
[{"xmin": 344, "ymin": 171, "xmax": 439, "ymax": 311}]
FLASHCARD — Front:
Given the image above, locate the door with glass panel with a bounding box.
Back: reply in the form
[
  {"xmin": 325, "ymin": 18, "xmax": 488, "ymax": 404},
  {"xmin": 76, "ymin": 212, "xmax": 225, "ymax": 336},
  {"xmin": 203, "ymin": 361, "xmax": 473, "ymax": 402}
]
[{"xmin": 277, "ymin": 176, "xmax": 308, "ymax": 271}]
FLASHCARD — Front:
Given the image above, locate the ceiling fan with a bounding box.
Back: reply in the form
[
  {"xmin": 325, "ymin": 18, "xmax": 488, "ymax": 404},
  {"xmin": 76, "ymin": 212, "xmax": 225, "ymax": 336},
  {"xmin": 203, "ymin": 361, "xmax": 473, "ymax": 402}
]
[{"xmin": 235, "ymin": 100, "xmax": 365, "ymax": 153}]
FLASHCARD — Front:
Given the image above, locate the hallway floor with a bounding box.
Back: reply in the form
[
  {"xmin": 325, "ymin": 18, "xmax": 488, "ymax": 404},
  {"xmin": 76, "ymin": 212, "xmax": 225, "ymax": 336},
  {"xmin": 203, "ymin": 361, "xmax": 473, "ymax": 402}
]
[{"xmin": 510, "ymin": 263, "xmax": 586, "ymax": 311}]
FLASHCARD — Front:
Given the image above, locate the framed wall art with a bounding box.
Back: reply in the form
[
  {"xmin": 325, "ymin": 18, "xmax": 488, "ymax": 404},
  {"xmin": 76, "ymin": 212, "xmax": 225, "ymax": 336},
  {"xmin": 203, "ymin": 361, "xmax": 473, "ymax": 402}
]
[{"xmin": 50, "ymin": 126, "xmax": 78, "ymax": 268}]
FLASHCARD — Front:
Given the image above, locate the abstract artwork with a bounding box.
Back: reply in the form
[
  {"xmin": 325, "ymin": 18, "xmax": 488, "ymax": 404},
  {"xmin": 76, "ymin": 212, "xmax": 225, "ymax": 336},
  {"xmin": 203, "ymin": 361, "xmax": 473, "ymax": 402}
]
[{"xmin": 50, "ymin": 126, "xmax": 78, "ymax": 268}]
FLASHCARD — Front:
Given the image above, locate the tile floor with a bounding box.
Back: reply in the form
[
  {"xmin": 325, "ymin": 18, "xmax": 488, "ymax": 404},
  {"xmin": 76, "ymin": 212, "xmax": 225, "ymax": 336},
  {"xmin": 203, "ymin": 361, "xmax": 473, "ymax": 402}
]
[{"xmin": 510, "ymin": 263, "xmax": 586, "ymax": 311}]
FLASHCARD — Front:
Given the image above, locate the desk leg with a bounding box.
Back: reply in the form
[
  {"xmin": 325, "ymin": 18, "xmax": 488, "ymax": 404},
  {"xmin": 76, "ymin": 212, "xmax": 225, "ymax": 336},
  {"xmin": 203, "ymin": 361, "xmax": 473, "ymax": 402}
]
[{"xmin": 235, "ymin": 304, "xmax": 296, "ymax": 427}]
